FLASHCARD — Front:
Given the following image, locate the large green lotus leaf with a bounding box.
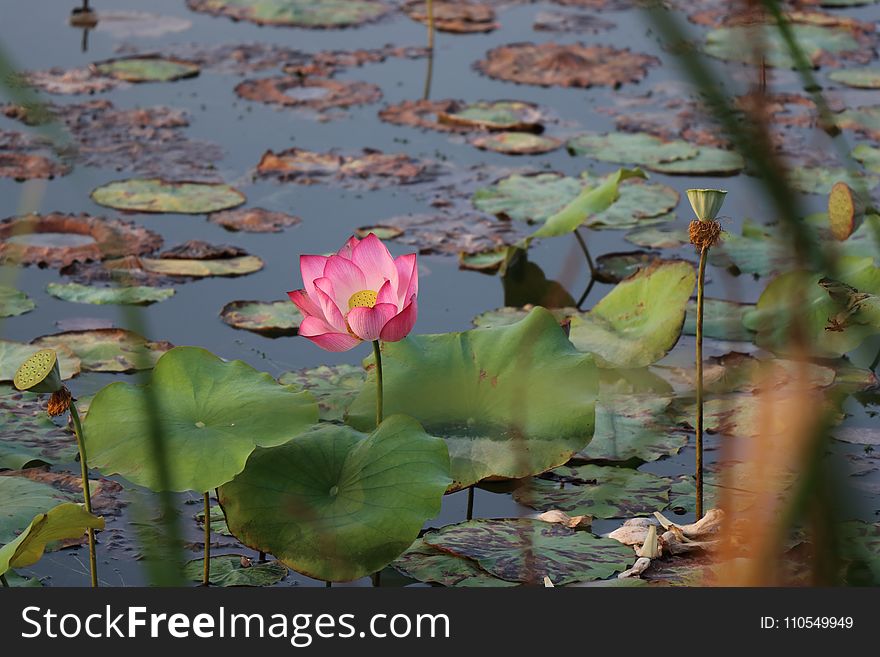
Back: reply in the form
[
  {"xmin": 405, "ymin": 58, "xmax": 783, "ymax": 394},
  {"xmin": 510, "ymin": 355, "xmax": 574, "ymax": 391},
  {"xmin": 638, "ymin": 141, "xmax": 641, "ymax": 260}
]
[
  {"xmin": 47, "ymin": 282, "xmax": 175, "ymax": 306},
  {"xmin": 182, "ymin": 555, "xmax": 288, "ymax": 587},
  {"xmin": 219, "ymin": 415, "xmax": 451, "ymax": 582},
  {"xmin": 683, "ymin": 298, "xmax": 756, "ymax": 342},
  {"xmin": 471, "ymin": 306, "xmax": 577, "ymax": 329},
  {"xmin": 347, "ymin": 308, "xmax": 599, "ymax": 491},
  {"xmin": 0, "ymin": 501, "xmax": 104, "ymax": 576},
  {"xmin": 567, "ymin": 132, "xmax": 698, "ymax": 166},
  {"xmin": 742, "ymin": 256, "xmax": 880, "ymax": 357},
  {"xmin": 0, "ymin": 285, "xmax": 35, "ymax": 317},
  {"xmin": 514, "ymin": 464, "xmax": 673, "ymax": 518},
  {"xmin": 90, "ymin": 178, "xmax": 245, "ymax": 214},
  {"xmin": 853, "ymin": 144, "xmax": 880, "ymax": 172},
  {"xmin": 576, "ymin": 396, "xmax": 686, "ymax": 463},
  {"xmin": 647, "ymin": 146, "xmax": 744, "ymax": 176},
  {"xmin": 186, "ymin": 0, "xmax": 389, "ymax": 28},
  {"xmin": 0, "ymin": 386, "xmax": 78, "ymax": 468},
  {"xmin": 422, "ymin": 518, "xmax": 634, "ymax": 585},
  {"xmin": 587, "ymin": 181, "xmax": 677, "ymax": 230},
  {"xmin": 787, "ymin": 166, "xmax": 879, "ymax": 195},
  {"xmin": 31, "ymin": 329, "xmax": 172, "ymax": 373},
  {"xmin": 569, "ymin": 261, "xmax": 696, "ymax": 368},
  {"xmin": 830, "ymin": 67, "xmax": 880, "ymax": 89},
  {"xmin": 220, "ymin": 300, "xmax": 302, "ymax": 337},
  {"xmin": 392, "ymin": 538, "xmax": 518, "ymax": 587},
  {"xmin": 278, "ymin": 364, "xmax": 365, "ymax": 422},
  {"xmin": 704, "ymin": 24, "xmax": 860, "ymax": 69},
  {"xmin": 0, "ymin": 341, "xmax": 80, "ymax": 382},
  {"xmin": 139, "ymin": 255, "xmax": 264, "ymax": 277},
  {"xmin": 0, "ymin": 476, "xmax": 75, "ymax": 544},
  {"xmin": 94, "ymin": 57, "xmax": 200, "ymax": 82},
  {"xmin": 82, "ymin": 346, "xmax": 320, "ymax": 492}
]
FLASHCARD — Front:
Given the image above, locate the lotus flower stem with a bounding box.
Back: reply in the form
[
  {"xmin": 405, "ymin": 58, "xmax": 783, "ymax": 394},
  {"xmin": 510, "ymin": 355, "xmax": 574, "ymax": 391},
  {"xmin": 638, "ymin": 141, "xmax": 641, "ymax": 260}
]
[
  {"xmin": 0, "ymin": 573, "xmax": 8, "ymax": 587},
  {"xmin": 423, "ymin": 1, "xmax": 435, "ymax": 100},
  {"xmin": 69, "ymin": 400, "xmax": 98, "ymax": 587},
  {"xmin": 258, "ymin": 551, "xmax": 266, "ymax": 563},
  {"xmin": 325, "ymin": 580, "xmax": 332, "ymax": 588},
  {"xmin": 372, "ymin": 572, "xmax": 381, "ymax": 587},
  {"xmin": 573, "ymin": 229, "xmax": 596, "ymax": 275},
  {"xmin": 373, "ymin": 340, "xmax": 384, "ymax": 426},
  {"xmin": 466, "ymin": 486, "xmax": 475, "ymax": 520},
  {"xmin": 203, "ymin": 492, "xmax": 211, "ymax": 586},
  {"xmin": 695, "ymin": 247, "xmax": 708, "ymax": 519},
  {"xmin": 426, "ymin": 0, "xmax": 435, "ymax": 51}
]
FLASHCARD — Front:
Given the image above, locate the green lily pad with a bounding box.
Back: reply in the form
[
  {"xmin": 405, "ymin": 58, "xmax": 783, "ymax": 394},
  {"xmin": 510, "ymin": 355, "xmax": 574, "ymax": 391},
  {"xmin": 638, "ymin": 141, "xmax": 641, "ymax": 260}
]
[
  {"xmin": 422, "ymin": 518, "xmax": 634, "ymax": 585},
  {"xmin": 470, "ymin": 132, "xmax": 561, "ymax": 155},
  {"xmin": 195, "ymin": 505, "xmax": 232, "ymax": 536},
  {"xmin": 0, "ymin": 286, "xmax": 35, "ymax": 317},
  {"xmin": 567, "ymin": 132, "xmax": 698, "ymax": 167},
  {"xmin": 787, "ymin": 166, "xmax": 879, "ymax": 195},
  {"xmin": 835, "ymin": 105, "xmax": 880, "ymax": 139},
  {"xmin": 515, "ymin": 464, "xmax": 673, "ymax": 518},
  {"xmin": 220, "ymin": 300, "xmax": 302, "ymax": 337},
  {"xmin": 743, "ymin": 256, "xmax": 880, "ymax": 357},
  {"xmin": 439, "ymin": 101, "xmax": 544, "ymax": 132},
  {"xmin": 393, "ymin": 538, "xmax": 518, "ymax": 587},
  {"xmin": 704, "ymin": 24, "xmax": 861, "ymax": 69},
  {"xmin": 31, "ymin": 329, "xmax": 172, "ymax": 373},
  {"xmin": 0, "ymin": 386, "xmax": 77, "ymax": 468},
  {"xmin": 138, "ymin": 255, "xmax": 264, "ymax": 278},
  {"xmin": 588, "ymin": 180, "xmax": 678, "ymax": 230},
  {"xmin": 853, "ymin": 144, "xmax": 880, "ymax": 173},
  {"xmin": 90, "ymin": 179, "xmax": 246, "ymax": 214},
  {"xmin": 0, "ymin": 500, "xmax": 104, "ymax": 576},
  {"xmin": 93, "ymin": 56, "xmax": 200, "ymax": 83},
  {"xmin": 354, "ymin": 225, "xmax": 403, "ymax": 240},
  {"xmin": 625, "ymin": 225, "xmax": 689, "ymax": 249},
  {"xmin": 183, "ymin": 554, "xmax": 288, "ymax": 587},
  {"xmin": 471, "ymin": 306, "xmax": 577, "ymax": 329},
  {"xmin": 830, "ymin": 67, "xmax": 880, "ymax": 89},
  {"xmin": 683, "ymin": 298, "xmax": 756, "ymax": 342},
  {"xmin": 185, "ymin": 0, "xmax": 390, "ymax": 28},
  {"xmin": 569, "ymin": 261, "xmax": 696, "ymax": 368},
  {"xmin": 594, "ymin": 251, "xmax": 659, "ymax": 284},
  {"xmin": 458, "ymin": 247, "xmax": 509, "ymax": 273},
  {"xmin": 83, "ymin": 346, "xmax": 320, "ymax": 492},
  {"xmin": 47, "ymin": 282, "xmax": 175, "ymax": 306},
  {"xmin": 0, "ymin": 476, "xmax": 76, "ymax": 544},
  {"xmin": 647, "ymin": 146, "xmax": 744, "ymax": 176},
  {"xmin": 0, "ymin": 341, "xmax": 81, "ymax": 382},
  {"xmin": 473, "ymin": 172, "xmax": 581, "ymax": 224},
  {"xmin": 347, "ymin": 308, "xmax": 599, "ymax": 491},
  {"xmin": 2, "ymin": 570, "xmax": 43, "ymax": 587},
  {"xmin": 708, "ymin": 218, "xmax": 789, "ymax": 277},
  {"xmin": 219, "ymin": 415, "xmax": 451, "ymax": 582},
  {"xmin": 277, "ymin": 364, "xmax": 365, "ymax": 422}
]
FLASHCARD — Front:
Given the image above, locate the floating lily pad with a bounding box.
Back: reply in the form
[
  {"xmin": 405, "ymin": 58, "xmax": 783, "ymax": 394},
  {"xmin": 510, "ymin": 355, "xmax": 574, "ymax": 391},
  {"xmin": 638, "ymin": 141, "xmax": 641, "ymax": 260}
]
[
  {"xmin": 0, "ymin": 342, "xmax": 80, "ymax": 383},
  {"xmin": 471, "ymin": 306, "xmax": 577, "ymax": 329},
  {"xmin": 220, "ymin": 300, "xmax": 302, "ymax": 337},
  {"xmin": 708, "ymin": 219, "xmax": 787, "ymax": 277},
  {"xmin": 683, "ymin": 298, "xmax": 756, "ymax": 342},
  {"xmin": 569, "ymin": 261, "xmax": 695, "ymax": 367},
  {"xmin": 458, "ymin": 247, "xmax": 510, "ymax": 273},
  {"xmin": 0, "ymin": 476, "xmax": 75, "ymax": 544},
  {"xmin": 256, "ymin": 148, "xmax": 432, "ymax": 188},
  {"xmin": 31, "ymin": 328, "xmax": 173, "ymax": 373},
  {"xmin": 470, "ymin": 132, "xmax": 561, "ymax": 155},
  {"xmin": 533, "ymin": 10, "xmax": 615, "ymax": 33},
  {"xmin": 476, "ymin": 43, "xmax": 659, "ymax": 88},
  {"xmin": 378, "ymin": 99, "xmax": 476, "ymax": 133},
  {"xmin": 83, "ymin": 347, "xmax": 319, "ymax": 492},
  {"xmin": 839, "ymin": 521, "xmax": 880, "ymax": 584},
  {"xmin": 594, "ymin": 251, "xmax": 659, "ymax": 284},
  {"xmin": 0, "ymin": 286, "xmax": 34, "ymax": 317},
  {"xmin": 829, "ymin": 67, "xmax": 880, "ymax": 89},
  {"xmin": 277, "ymin": 364, "xmax": 365, "ymax": 422},
  {"xmin": 90, "ymin": 179, "xmax": 246, "ymax": 214},
  {"xmin": 137, "ymin": 255, "xmax": 264, "ymax": 278},
  {"xmin": 516, "ymin": 464, "xmax": 673, "ymax": 518},
  {"xmin": 47, "ymin": 282, "xmax": 175, "ymax": 306},
  {"xmin": 438, "ymin": 101, "xmax": 544, "ymax": 132},
  {"xmin": 183, "ymin": 555, "xmax": 288, "ymax": 587},
  {"xmin": 235, "ymin": 77, "xmax": 382, "ymax": 111},
  {"xmin": 0, "ymin": 152, "xmax": 69, "ymax": 181},
  {"xmin": 354, "ymin": 225, "xmax": 403, "ymax": 240},
  {"xmin": 704, "ymin": 23, "xmax": 862, "ymax": 69},
  {"xmin": 383, "ymin": 211, "xmax": 517, "ymax": 257},
  {"xmin": 568, "ymin": 132, "xmax": 698, "ymax": 166},
  {"xmin": 0, "ymin": 213, "xmax": 163, "ymax": 268},
  {"xmin": 347, "ymin": 308, "xmax": 598, "ymax": 492},
  {"xmin": 92, "ymin": 56, "xmax": 201, "ymax": 83},
  {"xmin": 195, "ymin": 505, "xmax": 232, "ymax": 536},
  {"xmin": 422, "ymin": 518, "xmax": 634, "ymax": 585},
  {"xmin": 393, "ymin": 538, "xmax": 517, "ymax": 587},
  {"xmin": 208, "ymin": 208, "xmax": 301, "ymax": 233},
  {"xmin": 787, "ymin": 165, "xmax": 878, "ymax": 195},
  {"xmin": 835, "ymin": 105, "xmax": 880, "ymax": 140},
  {"xmin": 405, "ymin": 1, "xmax": 497, "ymax": 34},
  {"xmin": 185, "ymin": 0, "xmax": 390, "ymax": 28},
  {"xmin": 647, "ymin": 146, "xmax": 744, "ymax": 176},
  {"xmin": 94, "ymin": 10, "xmax": 193, "ymax": 38},
  {"xmin": 219, "ymin": 416, "xmax": 451, "ymax": 582},
  {"xmin": 625, "ymin": 225, "xmax": 689, "ymax": 249},
  {"xmin": 853, "ymin": 144, "xmax": 880, "ymax": 173}
]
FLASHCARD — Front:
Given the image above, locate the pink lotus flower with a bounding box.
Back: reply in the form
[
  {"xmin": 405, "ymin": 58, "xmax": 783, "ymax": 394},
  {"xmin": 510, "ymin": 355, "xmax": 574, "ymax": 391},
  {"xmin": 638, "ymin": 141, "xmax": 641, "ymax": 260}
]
[{"xmin": 288, "ymin": 234, "xmax": 418, "ymax": 352}]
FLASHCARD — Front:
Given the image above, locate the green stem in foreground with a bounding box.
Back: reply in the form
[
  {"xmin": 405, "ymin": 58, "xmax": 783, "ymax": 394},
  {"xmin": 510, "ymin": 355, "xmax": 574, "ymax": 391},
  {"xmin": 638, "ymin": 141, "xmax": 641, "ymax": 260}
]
[
  {"xmin": 573, "ymin": 229, "xmax": 596, "ymax": 276},
  {"xmin": 69, "ymin": 400, "xmax": 98, "ymax": 588},
  {"xmin": 372, "ymin": 340, "xmax": 384, "ymax": 427},
  {"xmin": 466, "ymin": 486, "xmax": 475, "ymax": 521},
  {"xmin": 0, "ymin": 573, "xmax": 8, "ymax": 587},
  {"xmin": 203, "ymin": 492, "xmax": 211, "ymax": 586},
  {"xmin": 695, "ymin": 246, "xmax": 708, "ymax": 520}
]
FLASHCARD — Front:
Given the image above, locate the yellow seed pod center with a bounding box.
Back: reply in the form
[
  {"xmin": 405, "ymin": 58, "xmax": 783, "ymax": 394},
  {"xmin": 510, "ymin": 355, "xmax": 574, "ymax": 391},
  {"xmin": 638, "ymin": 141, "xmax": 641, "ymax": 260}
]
[
  {"xmin": 13, "ymin": 349, "xmax": 58, "ymax": 392},
  {"xmin": 348, "ymin": 289, "xmax": 378, "ymax": 310}
]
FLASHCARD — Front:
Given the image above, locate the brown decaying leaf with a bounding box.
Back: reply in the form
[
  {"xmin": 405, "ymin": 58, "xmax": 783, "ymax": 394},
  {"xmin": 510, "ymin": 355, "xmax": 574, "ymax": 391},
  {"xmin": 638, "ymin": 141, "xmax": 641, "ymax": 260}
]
[
  {"xmin": 235, "ymin": 76, "xmax": 382, "ymax": 111},
  {"xmin": 379, "ymin": 99, "xmax": 478, "ymax": 133},
  {"xmin": 405, "ymin": 1, "xmax": 498, "ymax": 34},
  {"xmin": 475, "ymin": 42, "xmax": 659, "ymax": 88},
  {"xmin": 533, "ymin": 11, "xmax": 615, "ymax": 34},
  {"xmin": 24, "ymin": 67, "xmax": 127, "ymax": 95},
  {"xmin": 208, "ymin": 208, "xmax": 301, "ymax": 233},
  {"xmin": 380, "ymin": 212, "xmax": 518, "ymax": 256},
  {"xmin": 2, "ymin": 467, "xmax": 126, "ymax": 517},
  {"xmin": 0, "ymin": 213, "xmax": 163, "ymax": 268},
  {"xmin": 160, "ymin": 240, "xmax": 247, "ymax": 260}
]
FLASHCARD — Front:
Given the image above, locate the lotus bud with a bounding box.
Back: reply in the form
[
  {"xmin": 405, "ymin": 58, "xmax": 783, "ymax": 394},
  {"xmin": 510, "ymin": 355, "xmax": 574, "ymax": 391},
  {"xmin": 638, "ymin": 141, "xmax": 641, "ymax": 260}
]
[
  {"xmin": 686, "ymin": 188, "xmax": 727, "ymax": 222},
  {"xmin": 14, "ymin": 349, "xmax": 62, "ymax": 394}
]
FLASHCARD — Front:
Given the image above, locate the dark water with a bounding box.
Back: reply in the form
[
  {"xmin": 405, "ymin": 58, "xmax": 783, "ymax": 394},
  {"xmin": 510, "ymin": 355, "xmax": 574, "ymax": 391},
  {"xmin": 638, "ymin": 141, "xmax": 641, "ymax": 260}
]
[{"xmin": 1, "ymin": 0, "xmax": 878, "ymax": 586}]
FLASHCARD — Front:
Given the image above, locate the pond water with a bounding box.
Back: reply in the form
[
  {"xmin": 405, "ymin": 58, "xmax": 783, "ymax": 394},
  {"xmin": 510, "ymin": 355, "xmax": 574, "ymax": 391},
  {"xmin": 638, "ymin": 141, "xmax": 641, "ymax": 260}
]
[{"xmin": 1, "ymin": 0, "xmax": 878, "ymax": 587}]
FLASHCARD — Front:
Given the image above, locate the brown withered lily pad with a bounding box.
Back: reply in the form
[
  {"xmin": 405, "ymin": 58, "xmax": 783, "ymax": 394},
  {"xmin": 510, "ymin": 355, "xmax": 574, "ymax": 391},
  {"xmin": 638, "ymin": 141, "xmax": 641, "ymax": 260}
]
[
  {"xmin": 24, "ymin": 67, "xmax": 127, "ymax": 95},
  {"xmin": 379, "ymin": 99, "xmax": 471, "ymax": 133},
  {"xmin": 0, "ymin": 152, "xmax": 69, "ymax": 181},
  {"xmin": 31, "ymin": 328, "xmax": 172, "ymax": 373},
  {"xmin": 533, "ymin": 11, "xmax": 615, "ymax": 33},
  {"xmin": 3, "ymin": 467, "xmax": 126, "ymax": 517},
  {"xmin": 160, "ymin": 240, "xmax": 247, "ymax": 260},
  {"xmin": 470, "ymin": 132, "xmax": 562, "ymax": 155},
  {"xmin": 220, "ymin": 300, "xmax": 303, "ymax": 337},
  {"xmin": 552, "ymin": 0, "xmax": 636, "ymax": 8},
  {"xmin": 256, "ymin": 147, "xmax": 436, "ymax": 188},
  {"xmin": 234, "ymin": 76, "xmax": 382, "ymax": 111},
  {"xmin": 0, "ymin": 213, "xmax": 163, "ymax": 268},
  {"xmin": 283, "ymin": 45, "xmax": 428, "ymax": 77},
  {"xmin": 405, "ymin": 1, "xmax": 498, "ymax": 34},
  {"xmin": 185, "ymin": 0, "xmax": 391, "ymax": 29},
  {"xmin": 475, "ymin": 42, "xmax": 659, "ymax": 88},
  {"xmin": 381, "ymin": 212, "xmax": 519, "ymax": 256},
  {"xmin": 437, "ymin": 100, "xmax": 546, "ymax": 133},
  {"xmin": 208, "ymin": 208, "xmax": 301, "ymax": 233}
]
